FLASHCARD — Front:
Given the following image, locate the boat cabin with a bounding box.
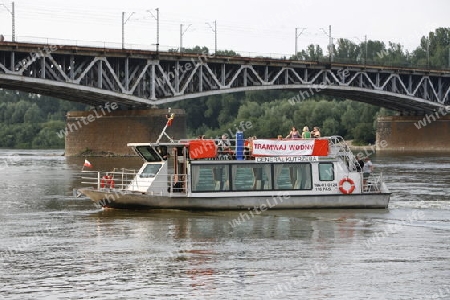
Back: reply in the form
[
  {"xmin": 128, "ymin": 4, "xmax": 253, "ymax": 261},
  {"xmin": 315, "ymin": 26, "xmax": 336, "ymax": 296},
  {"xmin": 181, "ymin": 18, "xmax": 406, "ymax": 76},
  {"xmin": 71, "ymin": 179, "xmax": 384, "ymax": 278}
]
[{"xmin": 125, "ymin": 136, "xmax": 373, "ymax": 196}]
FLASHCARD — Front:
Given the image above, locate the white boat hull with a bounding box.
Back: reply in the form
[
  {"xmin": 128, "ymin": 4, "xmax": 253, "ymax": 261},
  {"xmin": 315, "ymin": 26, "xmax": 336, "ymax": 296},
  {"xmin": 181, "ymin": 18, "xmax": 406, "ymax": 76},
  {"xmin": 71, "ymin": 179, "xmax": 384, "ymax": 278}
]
[{"xmin": 79, "ymin": 188, "xmax": 390, "ymax": 209}]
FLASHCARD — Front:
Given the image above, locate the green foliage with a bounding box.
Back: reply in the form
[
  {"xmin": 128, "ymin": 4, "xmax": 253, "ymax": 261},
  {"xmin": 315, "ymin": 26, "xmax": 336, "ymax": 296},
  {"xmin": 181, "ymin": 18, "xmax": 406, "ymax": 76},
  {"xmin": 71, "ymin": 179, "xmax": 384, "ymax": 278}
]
[
  {"xmin": 215, "ymin": 49, "xmax": 241, "ymax": 57},
  {"xmin": 0, "ymin": 90, "xmax": 88, "ymax": 149},
  {"xmin": 334, "ymin": 38, "xmax": 360, "ymax": 62},
  {"xmin": 352, "ymin": 123, "xmax": 375, "ymax": 144},
  {"xmin": 410, "ymin": 27, "xmax": 450, "ymax": 68},
  {"xmin": 292, "ymin": 27, "xmax": 450, "ymax": 69},
  {"xmin": 294, "ymin": 44, "xmax": 324, "ymax": 61},
  {"xmin": 24, "ymin": 103, "xmax": 44, "ymax": 123},
  {"xmin": 181, "ymin": 45, "xmax": 209, "ymax": 54},
  {"xmin": 32, "ymin": 124, "xmax": 65, "ymax": 149},
  {"xmin": 170, "ymin": 91, "xmax": 385, "ymax": 143}
]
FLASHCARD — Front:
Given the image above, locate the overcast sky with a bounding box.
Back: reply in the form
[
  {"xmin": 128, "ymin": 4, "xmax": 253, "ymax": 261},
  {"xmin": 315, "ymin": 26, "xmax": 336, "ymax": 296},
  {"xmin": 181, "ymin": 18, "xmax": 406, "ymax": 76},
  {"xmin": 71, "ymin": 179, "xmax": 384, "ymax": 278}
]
[{"xmin": 0, "ymin": 0, "xmax": 448, "ymax": 57}]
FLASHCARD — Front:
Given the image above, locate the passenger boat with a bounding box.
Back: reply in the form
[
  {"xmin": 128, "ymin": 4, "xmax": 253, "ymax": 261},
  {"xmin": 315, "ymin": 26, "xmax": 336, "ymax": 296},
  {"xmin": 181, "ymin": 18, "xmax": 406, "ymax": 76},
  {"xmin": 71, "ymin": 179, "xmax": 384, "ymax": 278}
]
[{"xmin": 78, "ymin": 124, "xmax": 390, "ymax": 209}]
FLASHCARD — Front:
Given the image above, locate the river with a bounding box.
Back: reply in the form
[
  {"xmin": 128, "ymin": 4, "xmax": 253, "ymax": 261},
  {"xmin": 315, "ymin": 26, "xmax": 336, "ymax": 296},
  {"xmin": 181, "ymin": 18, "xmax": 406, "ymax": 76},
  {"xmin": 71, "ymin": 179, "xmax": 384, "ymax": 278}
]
[{"xmin": 0, "ymin": 149, "xmax": 449, "ymax": 300}]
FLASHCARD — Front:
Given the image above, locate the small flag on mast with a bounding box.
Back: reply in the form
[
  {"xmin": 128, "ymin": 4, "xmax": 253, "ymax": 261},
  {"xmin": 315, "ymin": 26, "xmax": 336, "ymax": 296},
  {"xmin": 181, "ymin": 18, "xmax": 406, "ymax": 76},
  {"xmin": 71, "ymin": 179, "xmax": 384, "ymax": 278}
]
[
  {"xmin": 83, "ymin": 159, "xmax": 93, "ymax": 168},
  {"xmin": 166, "ymin": 113, "xmax": 175, "ymax": 126}
]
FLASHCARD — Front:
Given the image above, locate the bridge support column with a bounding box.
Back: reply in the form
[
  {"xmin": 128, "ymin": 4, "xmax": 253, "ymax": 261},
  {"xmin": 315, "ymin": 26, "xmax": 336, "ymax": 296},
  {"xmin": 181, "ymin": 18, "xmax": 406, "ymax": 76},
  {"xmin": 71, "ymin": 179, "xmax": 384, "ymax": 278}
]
[
  {"xmin": 64, "ymin": 109, "xmax": 186, "ymax": 156},
  {"xmin": 376, "ymin": 115, "xmax": 450, "ymax": 152}
]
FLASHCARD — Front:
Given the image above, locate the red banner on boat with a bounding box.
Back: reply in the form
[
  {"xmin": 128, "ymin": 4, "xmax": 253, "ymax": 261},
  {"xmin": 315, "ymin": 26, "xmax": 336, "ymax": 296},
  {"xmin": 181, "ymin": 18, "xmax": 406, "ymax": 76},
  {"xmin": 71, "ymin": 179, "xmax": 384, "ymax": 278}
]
[
  {"xmin": 252, "ymin": 139, "xmax": 329, "ymax": 156},
  {"xmin": 188, "ymin": 140, "xmax": 218, "ymax": 159},
  {"xmin": 311, "ymin": 139, "xmax": 329, "ymax": 156}
]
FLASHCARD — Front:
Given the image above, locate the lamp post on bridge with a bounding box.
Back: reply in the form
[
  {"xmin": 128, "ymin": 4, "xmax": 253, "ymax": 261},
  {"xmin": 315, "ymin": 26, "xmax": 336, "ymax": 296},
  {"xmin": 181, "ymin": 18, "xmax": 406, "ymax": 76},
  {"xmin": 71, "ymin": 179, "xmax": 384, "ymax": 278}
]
[
  {"xmin": 364, "ymin": 35, "xmax": 367, "ymax": 65},
  {"xmin": 180, "ymin": 24, "xmax": 191, "ymax": 53},
  {"xmin": 147, "ymin": 8, "xmax": 160, "ymax": 53},
  {"xmin": 0, "ymin": 1, "xmax": 15, "ymax": 42},
  {"xmin": 427, "ymin": 32, "xmax": 430, "ymax": 69},
  {"xmin": 353, "ymin": 35, "xmax": 368, "ymax": 65},
  {"xmin": 121, "ymin": 11, "xmax": 135, "ymax": 49},
  {"xmin": 320, "ymin": 25, "xmax": 333, "ymax": 63},
  {"xmin": 294, "ymin": 27, "xmax": 306, "ymax": 59},
  {"xmin": 206, "ymin": 20, "xmax": 217, "ymax": 54}
]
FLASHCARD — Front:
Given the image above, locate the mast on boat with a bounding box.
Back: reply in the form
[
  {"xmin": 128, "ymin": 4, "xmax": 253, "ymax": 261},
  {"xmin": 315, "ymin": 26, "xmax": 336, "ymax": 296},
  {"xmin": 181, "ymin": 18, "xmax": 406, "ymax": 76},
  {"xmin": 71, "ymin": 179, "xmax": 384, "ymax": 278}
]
[{"xmin": 156, "ymin": 108, "xmax": 175, "ymax": 144}]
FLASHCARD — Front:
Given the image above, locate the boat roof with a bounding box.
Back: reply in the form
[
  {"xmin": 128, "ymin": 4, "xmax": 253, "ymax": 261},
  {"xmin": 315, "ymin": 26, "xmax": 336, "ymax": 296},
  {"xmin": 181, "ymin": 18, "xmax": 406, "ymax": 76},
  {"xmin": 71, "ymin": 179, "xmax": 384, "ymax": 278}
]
[
  {"xmin": 127, "ymin": 142, "xmax": 187, "ymax": 147},
  {"xmin": 127, "ymin": 136, "xmax": 338, "ymax": 147},
  {"xmin": 127, "ymin": 136, "xmax": 353, "ymax": 163}
]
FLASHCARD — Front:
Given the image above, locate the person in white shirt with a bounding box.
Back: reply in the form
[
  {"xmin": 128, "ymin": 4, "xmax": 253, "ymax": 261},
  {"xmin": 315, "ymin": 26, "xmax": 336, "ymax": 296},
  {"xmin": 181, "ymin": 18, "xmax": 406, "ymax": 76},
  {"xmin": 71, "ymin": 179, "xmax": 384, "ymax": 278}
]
[
  {"xmin": 362, "ymin": 157, "xmax": 374, "ymax": 190},
  {"xmin": 218, "ymin": 134, "xmax": 231, "ymax": 154}
]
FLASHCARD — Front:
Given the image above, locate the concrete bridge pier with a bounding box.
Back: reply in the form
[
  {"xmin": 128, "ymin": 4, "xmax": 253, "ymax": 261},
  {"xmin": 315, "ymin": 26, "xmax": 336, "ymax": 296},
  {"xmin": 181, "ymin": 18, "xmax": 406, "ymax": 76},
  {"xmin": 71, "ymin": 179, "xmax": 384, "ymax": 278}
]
[
  {"xmin": 376, "ymin": 115, "xmax": 450, "ymax": 152},
  {"xmin": 64, "ymin": 109, "xmax": 186, "ymax": 156}
]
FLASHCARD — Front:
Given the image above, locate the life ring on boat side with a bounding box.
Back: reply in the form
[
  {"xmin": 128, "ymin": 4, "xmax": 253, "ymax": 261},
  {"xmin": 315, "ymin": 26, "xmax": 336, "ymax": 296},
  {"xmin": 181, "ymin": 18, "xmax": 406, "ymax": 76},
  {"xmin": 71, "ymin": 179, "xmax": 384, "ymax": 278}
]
[
  {"xmin": 339, "ymin": 177, "xmax": 355, "ymax": 194},
  {"xmin": 100, "ymin": 175, "xmax": 115, "ymax": 188}
]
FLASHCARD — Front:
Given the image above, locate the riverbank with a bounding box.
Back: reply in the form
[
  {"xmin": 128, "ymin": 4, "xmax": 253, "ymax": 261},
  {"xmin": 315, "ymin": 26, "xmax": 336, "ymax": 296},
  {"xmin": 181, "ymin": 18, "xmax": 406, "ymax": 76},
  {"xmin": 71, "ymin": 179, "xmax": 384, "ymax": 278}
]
[{"xmin": 346, "ymin": 140, "xmax": 374, "ymax": 151}]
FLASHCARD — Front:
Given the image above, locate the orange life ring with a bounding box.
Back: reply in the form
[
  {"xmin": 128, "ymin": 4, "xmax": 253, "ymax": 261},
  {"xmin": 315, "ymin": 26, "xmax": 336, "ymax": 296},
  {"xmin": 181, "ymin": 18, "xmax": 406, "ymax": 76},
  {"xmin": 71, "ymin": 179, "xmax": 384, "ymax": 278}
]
[
  {"xmin": 339, "ymin": 177, "xmax": 355, "ymax": 194},
  {"xmin": 100, "ymin": 175, "xmax": 115, "ymax": 188}
]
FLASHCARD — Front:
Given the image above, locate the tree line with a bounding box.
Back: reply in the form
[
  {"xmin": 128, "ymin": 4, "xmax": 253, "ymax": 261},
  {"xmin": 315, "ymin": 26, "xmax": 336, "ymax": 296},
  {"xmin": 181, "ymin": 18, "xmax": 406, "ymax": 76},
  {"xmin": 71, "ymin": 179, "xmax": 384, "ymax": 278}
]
[
  {"xmin": 171, "ymin": 28, "xmax": 450, "ymax": 69},
  {"xmin": 0, "ymin": 90, "xmax": 88, "ymax": 148},
  {"xmin": 170, "ymin": 91, "xmax": 393, "ymax": 144},
  {"xmin": 293, "ymin": 27, "xmax": 450, "ymax": 69}
]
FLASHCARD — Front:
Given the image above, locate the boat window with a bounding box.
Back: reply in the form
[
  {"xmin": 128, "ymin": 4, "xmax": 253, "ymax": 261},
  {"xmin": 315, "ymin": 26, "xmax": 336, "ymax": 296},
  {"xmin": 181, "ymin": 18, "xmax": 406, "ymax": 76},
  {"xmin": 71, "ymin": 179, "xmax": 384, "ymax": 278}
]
[
  {"xmin": 191, "ymin": 162, "xmax": 313, "ymax": 192},
  {"xmin": 139, "ymin": 164, "xmax": 162, "ymax": 178},
  {"xmin": 135, "ymin": 146, "xmax": 163, "ymax": 162},
  {"xmin": 231, "ymin": 164, "xmax": 272, "ymax": 190},
  {"xmin": 191, "ymin": 165, "xmax": 230, "ymax": 192},
  {"xmin": 319, "ymin": 163, "xmax": 334, "ymax": 181},
  {"xmin": 274, "ymin": 164, "xmax": 312, "ymax": 190}
]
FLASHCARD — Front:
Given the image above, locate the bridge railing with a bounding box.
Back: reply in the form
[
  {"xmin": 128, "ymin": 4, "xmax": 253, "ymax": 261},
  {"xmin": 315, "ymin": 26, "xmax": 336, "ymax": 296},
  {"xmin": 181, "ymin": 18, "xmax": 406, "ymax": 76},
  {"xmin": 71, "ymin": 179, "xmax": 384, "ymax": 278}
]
[{"xmin": 2, "ymin": 36, "xmax": 448, "ymax": 71}]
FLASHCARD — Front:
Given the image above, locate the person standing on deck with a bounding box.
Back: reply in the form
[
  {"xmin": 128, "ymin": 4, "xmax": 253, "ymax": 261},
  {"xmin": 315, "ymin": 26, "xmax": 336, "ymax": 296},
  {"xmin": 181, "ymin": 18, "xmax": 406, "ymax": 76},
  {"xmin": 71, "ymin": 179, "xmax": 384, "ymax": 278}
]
[
  {"xmin": 362, "ymin": 156, "xmax": 374, "ymax": 190},
  {"xmin": 218, "ymin": 134, "xmax": 232, "ymax": 157},
  {"xmin": 286, "ymin": 127, "xmax": 300, "ymax": 139},
  {"xmin": 301, "ymin": 126, "xmax": 311, "ymax": 138},
  {"xmin": 312, "ymin": 126, "xmax": 321, "ymax": 138}
]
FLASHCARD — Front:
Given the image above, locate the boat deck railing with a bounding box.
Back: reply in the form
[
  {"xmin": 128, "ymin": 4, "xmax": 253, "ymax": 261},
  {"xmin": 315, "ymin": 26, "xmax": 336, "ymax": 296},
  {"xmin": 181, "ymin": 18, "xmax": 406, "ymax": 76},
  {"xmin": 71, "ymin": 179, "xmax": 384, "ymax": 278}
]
[
  {"xmin": 328, "ymin": 136, "xmax": 359, "ymax": 171},
  {"xmin": 363, "ymin": 172, "xmax": 384, "ymax": 193},
  {"xmin": 168, "ymin": 174, "xmax": 188, "ymax": 195},
  {"xmin": 81, "ymin": 168, "xmax": 138, "ymax": 190}
]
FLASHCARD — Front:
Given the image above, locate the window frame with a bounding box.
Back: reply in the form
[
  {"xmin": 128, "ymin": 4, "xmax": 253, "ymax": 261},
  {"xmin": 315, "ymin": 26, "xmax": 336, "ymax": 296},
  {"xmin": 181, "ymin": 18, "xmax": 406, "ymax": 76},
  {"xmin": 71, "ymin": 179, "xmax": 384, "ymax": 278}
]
[
  {"xmin": 190, "ymin": 162, "xmax": 314, "ymax": 193},
  {"xmin": 318, "ymin": 162, "xmax": 335, "ymax": 181}
]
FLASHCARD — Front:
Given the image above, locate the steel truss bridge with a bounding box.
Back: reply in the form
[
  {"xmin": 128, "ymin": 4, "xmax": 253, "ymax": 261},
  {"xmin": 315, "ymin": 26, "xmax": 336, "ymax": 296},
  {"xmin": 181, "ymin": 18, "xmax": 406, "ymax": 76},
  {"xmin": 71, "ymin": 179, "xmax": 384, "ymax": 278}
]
[{"xmin": 0, "ymin": 41, "xmax": 449, "ymax": 115}]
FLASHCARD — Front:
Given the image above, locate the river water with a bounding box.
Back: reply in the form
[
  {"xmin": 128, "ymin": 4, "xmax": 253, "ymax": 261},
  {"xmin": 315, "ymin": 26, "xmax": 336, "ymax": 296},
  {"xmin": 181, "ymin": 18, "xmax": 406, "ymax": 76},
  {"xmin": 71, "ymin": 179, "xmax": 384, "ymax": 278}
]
[{"xmin": 0, "ymin": 149, "xmax": 449, "ymax": 300}]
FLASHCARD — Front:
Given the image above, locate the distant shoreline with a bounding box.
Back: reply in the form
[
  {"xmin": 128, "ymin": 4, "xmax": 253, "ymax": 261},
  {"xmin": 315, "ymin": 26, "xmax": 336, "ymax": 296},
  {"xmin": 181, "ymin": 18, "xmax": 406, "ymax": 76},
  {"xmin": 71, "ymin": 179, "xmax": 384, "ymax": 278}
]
[{"xmin": 345, "ymin": 140, "xmax": 377, "ymax": 155}]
